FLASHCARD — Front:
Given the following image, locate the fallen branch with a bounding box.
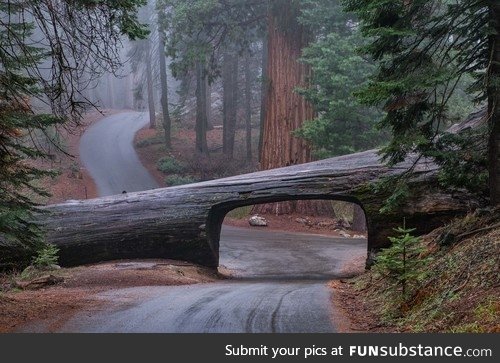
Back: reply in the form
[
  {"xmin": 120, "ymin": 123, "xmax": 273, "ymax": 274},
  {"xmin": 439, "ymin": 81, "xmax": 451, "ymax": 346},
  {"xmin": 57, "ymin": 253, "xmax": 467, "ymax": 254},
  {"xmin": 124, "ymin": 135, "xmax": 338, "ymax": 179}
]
[{"xmin": 456, "ymin": 223, "xmax": 500, "ymax": 240}]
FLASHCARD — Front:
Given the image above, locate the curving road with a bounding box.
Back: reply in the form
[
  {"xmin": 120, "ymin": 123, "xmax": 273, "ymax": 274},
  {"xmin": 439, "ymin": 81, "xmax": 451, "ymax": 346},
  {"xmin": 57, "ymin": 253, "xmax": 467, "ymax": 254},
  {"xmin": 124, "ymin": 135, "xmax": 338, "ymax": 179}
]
[
  {"xmin": 34, "ymin": 225, "xmax": 366, "ymax": 333},
  {"xmin": 37, "ymin": 111, "xmax": 366, "ymax": 333},
  {"xmin": 80, "ymin": 112, "xmax": 159, "ymax": 196}
]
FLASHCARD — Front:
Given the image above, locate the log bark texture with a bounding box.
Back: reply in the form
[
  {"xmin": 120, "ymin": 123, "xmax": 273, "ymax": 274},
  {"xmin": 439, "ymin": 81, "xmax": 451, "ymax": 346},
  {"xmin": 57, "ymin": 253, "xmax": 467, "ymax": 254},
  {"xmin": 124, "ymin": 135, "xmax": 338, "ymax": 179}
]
[{"xmin": 38, "ymin": 149, "xmax": 473, "ymax": 268}]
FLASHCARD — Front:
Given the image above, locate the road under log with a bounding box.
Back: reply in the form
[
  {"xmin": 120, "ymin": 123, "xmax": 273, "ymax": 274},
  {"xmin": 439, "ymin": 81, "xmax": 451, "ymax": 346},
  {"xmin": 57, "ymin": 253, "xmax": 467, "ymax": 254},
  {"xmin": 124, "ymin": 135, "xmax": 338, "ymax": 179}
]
[{"xmin": 37, "ymin": 148, "xmax": 472, "ymax": 268}]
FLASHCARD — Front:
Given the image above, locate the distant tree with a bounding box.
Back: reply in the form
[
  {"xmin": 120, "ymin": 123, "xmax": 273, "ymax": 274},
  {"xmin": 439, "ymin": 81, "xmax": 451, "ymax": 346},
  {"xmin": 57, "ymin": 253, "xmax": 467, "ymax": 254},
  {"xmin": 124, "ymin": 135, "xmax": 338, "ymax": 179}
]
[
  {"xmin": 295, "ymin": 1, "xmax": 385, "ymax": 158},
  {"xmin": 129, "ymin": 36, "xmax": 157, "ymax": 129},
  {"xmin": 157, "ymin": 8, "xmax": 172, "ymax": 148},
  {"xmin": 244, "ymin": 50, "xmax": 254, "ymax": 162},
  {"xmin": 145, "ymin": 40, "xmax": 157, "ymax": 129},
  {"xmin": 345, "ymin": 0, "xmax": 499, "ymax": 205},
  {"xmin": 0, "ymin": 0, "xmax": 147, "ymax": 270},
  {"xmin": 195, "ymin": 60, "xmax": 209, "ymax": 155},
  {"xmin": 222, "ymin": 46, "xmax": 239, "ymax": 159}
]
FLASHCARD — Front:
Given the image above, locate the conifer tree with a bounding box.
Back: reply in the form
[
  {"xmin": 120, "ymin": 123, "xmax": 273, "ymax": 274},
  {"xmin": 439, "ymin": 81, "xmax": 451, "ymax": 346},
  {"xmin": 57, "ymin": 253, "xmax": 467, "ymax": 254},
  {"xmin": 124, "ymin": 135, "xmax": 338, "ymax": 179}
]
[
  {"xmin": 344, "ymin": 0, "xmax": 499, "ymax": 205},
  {"xmin": 375, "ymin": 225, "xmax": 429, "ymax": 300}
]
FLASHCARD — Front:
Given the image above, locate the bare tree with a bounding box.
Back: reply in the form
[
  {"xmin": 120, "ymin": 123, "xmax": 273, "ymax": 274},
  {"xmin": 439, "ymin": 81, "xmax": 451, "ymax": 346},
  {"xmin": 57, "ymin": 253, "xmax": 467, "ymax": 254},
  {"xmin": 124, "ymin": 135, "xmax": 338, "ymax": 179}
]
[
  {"xmin": 195, "ymin": 61, "xmax": 209, "ymax": 155},
  {"xmin": 0, "ymin": 0, "xmax": 147, "ymax": 126}
]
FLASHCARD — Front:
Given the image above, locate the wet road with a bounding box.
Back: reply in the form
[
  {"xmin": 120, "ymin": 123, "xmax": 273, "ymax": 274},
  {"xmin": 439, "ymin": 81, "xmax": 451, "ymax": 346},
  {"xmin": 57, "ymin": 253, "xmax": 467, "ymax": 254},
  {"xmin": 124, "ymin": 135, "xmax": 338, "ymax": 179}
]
[
  {"xmin": 79, "ymin": 112, "xmax": 159, "ymax": 196},
  {"xmin": 51, "ymin": 281, "xmax": 336, "ymax": 333},
  {"xmin": 25, "ymin": 226, "xmax": 366, "ymax": 333},
  {"xmin": 25, "ymin": 112, "xmax": 367, "ymax": 333}
]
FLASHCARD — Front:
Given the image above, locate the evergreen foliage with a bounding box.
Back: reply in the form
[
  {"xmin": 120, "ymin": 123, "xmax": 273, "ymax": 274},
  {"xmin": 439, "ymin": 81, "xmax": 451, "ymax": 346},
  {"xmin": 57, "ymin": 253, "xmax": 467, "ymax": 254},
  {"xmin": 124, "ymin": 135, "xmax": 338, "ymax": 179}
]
[
  {"xmin": 157, "ymin": 156, "xmax": 185, "ymax": 174},
  {"xmin": 32, "ymin": 243, "xmax": 60, "ymax": 268},
  {"xmin": 375, "ymin": 224, "xmax": 430, "ymax": 301},
  {"xmin": 296, "ymin": 40, "xmax": 384, "ymax": 157},
  {"xmin": 296, "ymin": 2, "xmax": 386, "ymax": 157},
  {"xmin": 160, "ymin": 0, "xmax": 266, "ymax": 78},
  {"xmin": 343, "ymin": 0, "xmax": 492, "ymax": 198}
]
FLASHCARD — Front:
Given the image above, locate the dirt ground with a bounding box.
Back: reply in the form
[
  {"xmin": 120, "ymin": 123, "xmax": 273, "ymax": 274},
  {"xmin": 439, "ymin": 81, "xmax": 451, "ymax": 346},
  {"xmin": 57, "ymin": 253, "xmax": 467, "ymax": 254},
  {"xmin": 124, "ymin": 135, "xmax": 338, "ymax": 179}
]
[
  {"xmin": 134, "ymin": 126, "xmax": 257, "ymax": 188},
  {"xmin": 224, "ymin": 214, "xmax": 366, "ymax": 238},
  {"xmin": 0, "ymin": 260, "xmax": 220, "ymax": 333}
]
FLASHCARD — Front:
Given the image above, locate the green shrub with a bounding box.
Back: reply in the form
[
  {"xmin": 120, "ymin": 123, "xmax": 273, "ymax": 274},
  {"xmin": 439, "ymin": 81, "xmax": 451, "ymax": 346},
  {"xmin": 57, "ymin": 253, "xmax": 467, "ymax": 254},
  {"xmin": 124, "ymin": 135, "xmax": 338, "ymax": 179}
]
[
  {"xmin": 226, "ymin": 206, "xmax": 253, "ymax": 219},
  {"xmin": 157, "ymin": 156, "xmax": 184, "ymax": 174},
  {"xmin": 165, "ymin": 174, "xmax": 196, "ymax": 186},
  {"xmin": 32, "ymin": 244, "xmax": 59, "ymax": 268},
  {"xmin": 136, "ymin": 136, "xmax": 164, "ymax": 148},
  {"xmin": 331, "ymin": 201, "xmax": 354, "ymax": 222}
]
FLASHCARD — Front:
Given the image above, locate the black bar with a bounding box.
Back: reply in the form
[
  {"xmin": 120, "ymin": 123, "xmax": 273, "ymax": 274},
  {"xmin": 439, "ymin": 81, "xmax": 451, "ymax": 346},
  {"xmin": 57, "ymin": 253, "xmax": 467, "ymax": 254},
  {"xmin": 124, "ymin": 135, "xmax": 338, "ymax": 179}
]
[{"xmin": 1, "ymin": 334, "xmax": 497, "ymax": 362}]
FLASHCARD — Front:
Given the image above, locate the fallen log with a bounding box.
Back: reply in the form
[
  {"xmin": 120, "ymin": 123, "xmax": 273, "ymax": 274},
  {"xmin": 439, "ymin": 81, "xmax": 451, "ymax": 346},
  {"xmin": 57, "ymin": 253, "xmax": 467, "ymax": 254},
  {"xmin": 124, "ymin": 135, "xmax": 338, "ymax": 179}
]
[{"xmin": 36, "ymin": 148, "xmax": 474, "ymax": 268}]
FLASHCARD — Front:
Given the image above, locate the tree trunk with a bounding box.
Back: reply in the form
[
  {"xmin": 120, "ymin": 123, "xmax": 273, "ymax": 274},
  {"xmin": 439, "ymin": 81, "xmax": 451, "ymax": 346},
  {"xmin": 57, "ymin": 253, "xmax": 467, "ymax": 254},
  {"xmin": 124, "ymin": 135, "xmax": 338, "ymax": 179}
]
[
  {"xmin": 489, "ymin": 3, "xmax": 500, "ymax": 206},
  {"xmin": 195, "ymin": 61, "xmax": 209, "ymax": 155},
  {"xmin": 206, "ymin": 79, "xmax": 213, "ymax": 131},
  {"xmin": 244, "ymin": 51, "xmax": 253, "ymax": 162},
  {"xmin": 352, "ymin": 204, "xmax": 367, "ymax": 232},
  {"xmin": 259, "ymin": 8, "xmax": 313, "ymax": 169},
  {"xmin": 253, "ymin": 6, "xmax": 333, "ymax": 217},
  {"xmin": 258, "ymin": 36, "xmax": 268, "ymax": 163},
  {"xmin": 158, "ymin": 13, "xmax": 171, "ymax": 149},
  {"xmin": 107, "ymin": 73, "xmax": 115, "ymax": 109},
  {"xmin": 222, "ymin": 48, "xmax": 239, "ymax": 159},
  {"xmin": 145, "ymin": 40, "xmax": 156, "ymax": 129}
]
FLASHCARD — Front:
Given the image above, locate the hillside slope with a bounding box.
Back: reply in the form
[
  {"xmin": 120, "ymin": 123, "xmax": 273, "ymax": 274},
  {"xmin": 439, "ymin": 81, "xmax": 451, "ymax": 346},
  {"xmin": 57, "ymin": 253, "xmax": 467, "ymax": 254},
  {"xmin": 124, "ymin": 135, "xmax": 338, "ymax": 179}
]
[{"xmin": 334, "ymin": 208, "xmax": 499, "ymax": 332}]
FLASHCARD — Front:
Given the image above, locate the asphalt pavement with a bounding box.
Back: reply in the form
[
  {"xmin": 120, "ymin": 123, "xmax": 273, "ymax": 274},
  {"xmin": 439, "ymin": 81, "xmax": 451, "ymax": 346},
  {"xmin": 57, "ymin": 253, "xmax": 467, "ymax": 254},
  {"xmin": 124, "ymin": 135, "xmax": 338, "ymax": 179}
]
[{"xmin": 79, "ymin": 112, "xmax": 159, "ymax": 196}]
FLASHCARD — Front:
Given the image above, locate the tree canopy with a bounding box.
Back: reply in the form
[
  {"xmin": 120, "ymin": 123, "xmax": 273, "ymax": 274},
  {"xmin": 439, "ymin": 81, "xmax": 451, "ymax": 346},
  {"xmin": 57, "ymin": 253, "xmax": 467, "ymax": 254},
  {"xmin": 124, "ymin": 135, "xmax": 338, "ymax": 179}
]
[{"xmin": 345, "ymin": 0, "xmax": 497, "ymax": 203}]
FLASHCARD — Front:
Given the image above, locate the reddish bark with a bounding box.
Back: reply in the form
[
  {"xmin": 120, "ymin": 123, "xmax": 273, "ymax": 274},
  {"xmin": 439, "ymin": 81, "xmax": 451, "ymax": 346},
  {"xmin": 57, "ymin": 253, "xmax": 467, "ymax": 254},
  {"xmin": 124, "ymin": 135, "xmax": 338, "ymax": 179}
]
[{"xmin": 253, "ymin": 7, "xmax": 333, "ymax": 217}]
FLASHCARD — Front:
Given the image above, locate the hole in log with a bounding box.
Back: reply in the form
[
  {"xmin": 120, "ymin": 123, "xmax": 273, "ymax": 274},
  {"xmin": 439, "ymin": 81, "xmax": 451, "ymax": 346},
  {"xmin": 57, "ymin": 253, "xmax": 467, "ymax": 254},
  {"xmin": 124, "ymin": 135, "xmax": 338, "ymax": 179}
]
[{"xmin": 206, "ymin": 196, "xmax": 368, "ymax": 279}]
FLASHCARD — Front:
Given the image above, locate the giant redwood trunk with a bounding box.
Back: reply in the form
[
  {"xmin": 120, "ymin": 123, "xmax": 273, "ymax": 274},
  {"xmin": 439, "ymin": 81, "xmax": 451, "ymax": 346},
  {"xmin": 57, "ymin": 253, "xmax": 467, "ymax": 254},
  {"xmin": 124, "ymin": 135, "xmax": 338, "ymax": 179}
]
[
  {"xmin": 254, "ymin": 4, "xmax": 333, "ymax": 216},
  {"xmin": 489, "ymin": 3, "xmax": 500, "ymax": 206},
  {"xmin": 258, "ymin": 36, "xmax": 268, "ymax": 162},
  {"xmin": 259, "ymin": 7, "xmax": 312, "ymax": 170}
]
